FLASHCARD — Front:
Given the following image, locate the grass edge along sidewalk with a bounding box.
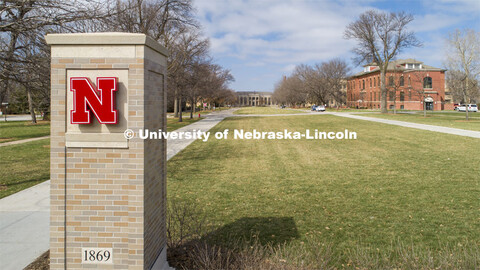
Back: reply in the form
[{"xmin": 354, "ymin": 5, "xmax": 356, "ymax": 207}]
[
  {"xmin": 357, "ymin": 111, "xmax": 480, "ymax": 131},
  {"xmin": 0, "ymin": 120, "xmax": 50, "ymax": 143},
  {"xmin": 0, "ymin": 138, "xmax": 50, "ymax": 199},
  {"xmin": 234, "ymin": 106, "xmax": 304, "ymax": 115}
]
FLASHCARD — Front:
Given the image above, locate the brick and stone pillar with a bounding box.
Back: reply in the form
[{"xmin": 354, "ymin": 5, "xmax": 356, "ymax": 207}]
[{"xmin": 46, "ymin": 33, "xmax": 169, "ymax": 269}]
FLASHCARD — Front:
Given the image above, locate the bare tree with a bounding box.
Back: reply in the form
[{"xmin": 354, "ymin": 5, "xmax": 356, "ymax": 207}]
[
  {"xmin": 344, "ymin": 10, "xmax": 421, "ymax": 113},
  {"xmin": 319, "ymin": 59, "xmax": 350, "ymax": 108},
  {"xmin": 447, "ymin": 70, "xmax": 479, "ymax": 105},
  {"xmin": 105, "ymin": 0, "xmax": 200, "ymax": 119},
  {"xmin": 385, "ymin": 64, "xmax": 404, "ymax": 114},
  {"xmin": 445, "ymin": 29, "xmax": 480, "ymax": 120},
  {"xmin": 272, "ymin": 75, "xmax": 307, "ymax": 107},
  {"xmin": 168, "ymin": 29, "xmax": 209, "ymax": 119},
  {"xmin": 273, "ymin": 59, "xmax": 349, "ymax": 108},
  {"xmin": 0, "ymin": 0, "xmax": 112, "ymax": 122},
  {"xmin": 110, "ymin": 0, "xmax": 197, "ymax": 45},
  {"xmin": 294, "ymin": 64, "xmax": 327, "ymax": 106}
]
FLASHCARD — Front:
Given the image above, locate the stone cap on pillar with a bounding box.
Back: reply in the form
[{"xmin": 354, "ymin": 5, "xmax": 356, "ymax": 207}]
[{"xmin": 45, "ymin": 32, "xmax": 168, "ymax": 57}]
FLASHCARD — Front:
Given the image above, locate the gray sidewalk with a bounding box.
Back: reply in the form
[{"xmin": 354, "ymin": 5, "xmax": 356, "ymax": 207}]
[
  {"xmin": 0, "ymin": 108, "xmax": 236, "ymax": 270},
  {"xmin": 0, "ymin": 136, "xmax": 50, "ymax": 147},
  {"xmin": 167, "ymin": 109, "xmax": 237, "ymax": 160},
  {"xmin": 0, "ymin": 114, "xmax": 42, "ymax": 122},
  {"xmin": 0, "ymin": 181, "xmax": 50, "ymax": 270},
  {"xmin": 333, "ymin": 113, "xmax": 480, "ymax": 139}
]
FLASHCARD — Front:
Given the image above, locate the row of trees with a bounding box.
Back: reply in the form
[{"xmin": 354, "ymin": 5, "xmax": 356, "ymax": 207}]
[
  {"xmin": 272, "ymin": 59, "xmax": 349, "ymax": 107},
  {"xmin": 1, "ymin": 0, "xmax": 235, "ymax": 123}
]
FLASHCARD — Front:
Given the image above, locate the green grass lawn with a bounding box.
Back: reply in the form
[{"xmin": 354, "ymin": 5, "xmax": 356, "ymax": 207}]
[
  {"xmin": 360, "ymin": 111, "xmax": 480, "ymax": 131},
  {"xmin": 234, "ymin": 106, "xmax": 303, "ymax": 115},
  {"xmin": 0, "ymin": 121, "xmax": 50, "ymax": 143},
  {"xmin": 167, "ymin": 115, "xmax": 480, "ymax": 267},
  {"xmin": 167, "ymin": 117, "xmax": 203, "ymax": 132},
  {"xmin": 0, "ymin": 139, "xmax": 50, "ymax": 198}
]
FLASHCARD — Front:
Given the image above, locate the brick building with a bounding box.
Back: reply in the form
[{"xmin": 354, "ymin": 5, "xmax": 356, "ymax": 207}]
[{"xmin": 347, "ymin": 59, "xmax": 453, "ymax": 111}]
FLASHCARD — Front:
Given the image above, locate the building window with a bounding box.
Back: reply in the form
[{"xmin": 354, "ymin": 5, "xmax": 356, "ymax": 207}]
[
  {"xmin": 399, "ymin": 76, "xmax": 404, "ymax": 86},
  {"xmin": 389, "ymin": 91, "xmax": 395, "ymax": 101},
  {"xmin": 374, "ymin": 92, "xmax": 376, "ymax": 101},
  {"xmin": 400, "ymin": 92, "xmax": 405, "ymax": 101},
  {"xmin": 400, "ymin": 105, "xmax": 404, "ymax": 110},
  {"xmin": 409, "ymin": 91, "xmax": 412, "ymax": 100},
  {"xmin": 423, "ymin": 77, "xmax": 432, "ymax": 88},
  {"xmin": 408, "ymin": 76, "xmax": 411, "ymax": 86},
  {"xmin": 370, "ymin": 78, "xmax": 372, "ymax": 88},
  {"xmin": 374, "ymin": 77, "xmax": 376, "ymax": 87},
  {"xmin": 388, "ymin": 76, "xmax": 394, "ymax": 86},
  {"xmin": 362, "ymin": 80, "xmax": 365, "ymax": 89}
]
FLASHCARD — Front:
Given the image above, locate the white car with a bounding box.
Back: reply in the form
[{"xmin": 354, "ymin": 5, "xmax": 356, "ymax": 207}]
[
  {"xmin": 315, "ymin": 105, "xmax": 326, "ymax": 112},
  {"xmin": 456, "ymin": 104, "xmax": 478, "ymax": 112}
]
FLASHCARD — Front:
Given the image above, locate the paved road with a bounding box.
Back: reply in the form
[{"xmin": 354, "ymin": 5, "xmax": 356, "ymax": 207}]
[{"xmin": 0, "ymin": 108, "xmax": 236, "ymax": 270}]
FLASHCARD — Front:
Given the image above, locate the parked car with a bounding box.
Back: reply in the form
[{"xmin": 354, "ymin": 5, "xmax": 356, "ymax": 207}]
[
  {"xmin": 315, "ymin": 105, "xmax": 326, "ymax": 112},
  {"xmin": 311, "ymin": 105, "xmax": 317, "ymax": 111},
  {"xmin": 456, "ymin": 104, "xmax": 478, "ymax": 112}
]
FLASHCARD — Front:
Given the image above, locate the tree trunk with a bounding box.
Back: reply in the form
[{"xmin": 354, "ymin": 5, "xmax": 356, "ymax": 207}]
[
  {"xmin": 464, "ymin": 79, "xmax": 469, "ymax": 121},
  {"xmin": 190, "ymin": 98, "xmax": 193, "ymax": 119},
  {"xmin": 380, "ymin": 69, "xmax": 387, "ymax": 113},
  {"xmin": 174, "ymin": 89, "xmax": 178, "ymax": 117},
  {"xmin": 393, "ymin": 95, "xmax": 397, "ymax": 114},
  {"xmin": 178, "ymin": 97, "xmax": 183, "ymax": 122},
  {"xmin": 27, "ymin": 87, "xmax": 37, "ymax": 124},
  {"xmin": 43, "ymin": 111, "xmax": 50, "ymax": 121},
  {"xmin": 423, "ymin": 94, "xmax": 427, "ymax": 118}
]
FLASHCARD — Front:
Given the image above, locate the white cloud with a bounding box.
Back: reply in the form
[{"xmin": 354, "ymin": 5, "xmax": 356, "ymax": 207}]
[
  {"xmin": 195, "ymin": 0, "xmax": 369, "ymax": 65},
  {"xmin": 193, "ymin": 0, "xmax": 479, "ymax": 91}
]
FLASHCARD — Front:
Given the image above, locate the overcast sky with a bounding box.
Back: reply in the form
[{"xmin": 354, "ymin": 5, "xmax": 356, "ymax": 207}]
[{"xmin": 193, "ymin": 0, "xmax": 480, "ymax": 92}]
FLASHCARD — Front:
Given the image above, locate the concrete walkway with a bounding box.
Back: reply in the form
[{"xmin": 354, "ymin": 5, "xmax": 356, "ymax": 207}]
[
  {"xmin": 0, "ymin": 136, "xmax": 50, "ymax": 147},
  {"xmin": 167, "ymin": 109, "xmax": 237, "ymax": 160},
  {"xmin": 0, "ymin": 181, "xmax": 50, "ymax": 270},
  {"xmin": 232, "ymin": 111, "xmax": 480, "ymax": 138},
  {"xmin": 332, "ymin": 113, "xmax": 480, "ymax": 139},
  {"xmin": 0, "ymin": 108, "xmax": 236, "ymax": 270},
  {"xmin": 0, "ymin": 115, "xmax": 42, "ymax": 122}
]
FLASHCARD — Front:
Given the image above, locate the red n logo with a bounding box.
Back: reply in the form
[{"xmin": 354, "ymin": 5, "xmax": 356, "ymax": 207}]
[{"xmin": 70, "ymin": 77, "xmax": 118, "ymax": 124}]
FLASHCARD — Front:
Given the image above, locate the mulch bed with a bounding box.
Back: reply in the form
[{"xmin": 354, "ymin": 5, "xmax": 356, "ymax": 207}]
[{"xmin": 24, "ymin": 250, "xmax": 49, "ymax": 270}]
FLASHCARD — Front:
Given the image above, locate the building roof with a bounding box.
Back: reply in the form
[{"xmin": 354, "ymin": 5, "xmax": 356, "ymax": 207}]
[{"xmin": 352, "ymin": 59, "xmax": 445, "ymax": 78}]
